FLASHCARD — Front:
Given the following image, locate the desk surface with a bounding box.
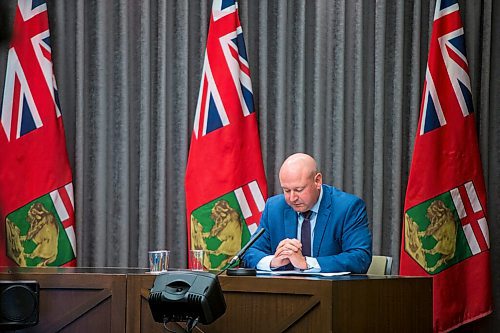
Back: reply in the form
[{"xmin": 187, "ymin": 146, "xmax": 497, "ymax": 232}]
[
  {"xmin": 0, "ymin": 265, "xmax": 418, "ymax": 280},
  {"xmin": 0, "ymin": 266, "xmax": 149, "ymax": 275}
]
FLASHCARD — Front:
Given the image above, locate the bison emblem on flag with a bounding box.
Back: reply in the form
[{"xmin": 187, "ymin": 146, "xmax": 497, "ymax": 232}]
[
  {"xmin": 404, "ymin": 180, "xmax": 489, "ymax": 274},
  {"xmin": 185, "ymin": 0, "xmax": 268, "ymax": 271},
  {"xmin": 5, "ymin": 183, "xmax": 76, "ymax": 267},
  {"xmin": 0, "ymin": 0, "xmax": 77, "ymax": 267},
  {"xmin": 190, "ymin": 181, "xmax": 265, "ymax": 270}
]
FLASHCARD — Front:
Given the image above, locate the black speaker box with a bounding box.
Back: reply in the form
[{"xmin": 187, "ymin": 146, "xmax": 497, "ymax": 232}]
[
  {"xmin": 0, "ymin": 281, "xmax": 39, "ymax": 330},
  {"xmin": 148, "ymin": 271, "xmax": 226, "ymax": 325}
]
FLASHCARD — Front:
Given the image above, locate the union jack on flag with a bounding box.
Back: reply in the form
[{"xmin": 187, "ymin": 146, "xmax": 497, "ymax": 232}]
[
  {"xmin": 0, "ymin": 0, "xmax": 76, "ymax": 267},
  {"xmin": 185, "ymin": 0, "xmax": 268, "ymax": 270},
  {"xmin": 193, "ymin": 0, "xmax": 254, "ymax": 139},
  {"xmin": 1, "ymin": 0, "xmax": 61, "ymax": 142},
  {"xmin": 420, "ymin": 0, "xmax": 473, "ymax": 135},
  {"xmin": 401, "ymin": 0, "xmax": 492, "ymax": 331}
]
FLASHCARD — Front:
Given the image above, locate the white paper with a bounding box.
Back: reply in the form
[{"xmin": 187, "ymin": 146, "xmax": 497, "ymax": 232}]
[{"xmin": 256, "ymin": 270, "xmax": 350, "ymax": 277}]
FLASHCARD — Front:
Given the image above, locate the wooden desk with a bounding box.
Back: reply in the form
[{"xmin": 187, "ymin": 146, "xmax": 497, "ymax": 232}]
[
  {"xmin": 127, "ymin": 273, "xmax": 432, "ymax": 333},
  {"xmin": 0, "ymin": 268, "xmax": 432, "ymax": 333},
  {"xmin": 0, "ymin": 267, "xmax": 130, "ymax": 333}
]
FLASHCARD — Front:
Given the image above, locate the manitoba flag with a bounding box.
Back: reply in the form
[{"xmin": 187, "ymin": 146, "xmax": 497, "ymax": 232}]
[
  {"xmin": 0, "ymin": 0, "xmax": 76, "ymax": 267},
  {"xmin": 185, "ymin": 0, "xmax": 267, "ymax": 270},
  {"xmin": 400, "ymin": 0, "xmax": 492, "ymax": 331}
]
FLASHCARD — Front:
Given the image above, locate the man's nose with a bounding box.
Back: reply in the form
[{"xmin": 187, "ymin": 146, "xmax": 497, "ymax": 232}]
[{"xmin": 289, "ymin": 191, "xmax": 298, "ymax": 201}]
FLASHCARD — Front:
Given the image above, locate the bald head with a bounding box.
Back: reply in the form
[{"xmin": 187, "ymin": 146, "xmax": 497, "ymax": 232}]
[
  {"xmin": 279, "ymin": 153, "xmax": 318, "ymax": 179},
  {"xmin": 279, "ymin": 153, "xmax": 322, "ymax": 212}
]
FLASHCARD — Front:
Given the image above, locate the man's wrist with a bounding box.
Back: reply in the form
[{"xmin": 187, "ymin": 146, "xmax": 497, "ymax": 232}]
[{"xmin": 299, "ymin": 257, "xmax": 311, "ymax": 270}]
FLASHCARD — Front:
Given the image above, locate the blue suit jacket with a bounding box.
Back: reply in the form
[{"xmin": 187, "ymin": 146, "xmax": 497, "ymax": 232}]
[{"xmin": 242, "ymin": 185, "xmax": 372, "ymax": 273}]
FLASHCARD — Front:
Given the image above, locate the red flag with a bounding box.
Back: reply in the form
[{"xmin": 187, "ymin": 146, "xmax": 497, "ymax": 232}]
[
  {"xmin": 0, "ymin": 1, "xmax": 76, "ymax": 267},
  {"xmin": 185, "ymin": 0, "xmax": 267, "ymax": 270},
  {"xmin": 400, "ymin": 0, "xmax": 492, "ymax": 331}
]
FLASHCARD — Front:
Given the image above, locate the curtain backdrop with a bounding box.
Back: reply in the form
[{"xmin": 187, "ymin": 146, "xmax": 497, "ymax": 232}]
[{"xmin": 0, "ymin": 0, "xmax": 498, "ymax": 330}]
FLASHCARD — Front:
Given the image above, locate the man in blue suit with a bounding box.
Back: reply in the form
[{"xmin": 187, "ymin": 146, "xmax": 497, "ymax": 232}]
[{"xmin": 243, "ymin": 153, "xmax": 372, "ymax": 273}]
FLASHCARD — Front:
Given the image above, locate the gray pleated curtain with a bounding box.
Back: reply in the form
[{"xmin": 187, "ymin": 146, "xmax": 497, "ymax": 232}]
[{"xmin": 0, "ymin": 0, "xmax": 499, "ymax": 330}]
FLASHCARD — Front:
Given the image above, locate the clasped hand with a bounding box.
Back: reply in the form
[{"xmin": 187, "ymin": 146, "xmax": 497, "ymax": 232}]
[{"xmin": 270, "ymin": 238, "xmax": 308, "ymax": 270}]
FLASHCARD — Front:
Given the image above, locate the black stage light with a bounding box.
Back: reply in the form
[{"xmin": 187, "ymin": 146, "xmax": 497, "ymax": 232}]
[
  {"xmin": 0, "ymin": 281, "xmax": 39, "ymax": 330},
  {"xmin": 148, "ymin": 271, "xmax": 226, "ymax": 332}
]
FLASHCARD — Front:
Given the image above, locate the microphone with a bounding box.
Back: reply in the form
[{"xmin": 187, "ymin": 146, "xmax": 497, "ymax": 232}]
[{"xmin": 217, "ymin": 227, "xmax": 265, "ymax": 277}]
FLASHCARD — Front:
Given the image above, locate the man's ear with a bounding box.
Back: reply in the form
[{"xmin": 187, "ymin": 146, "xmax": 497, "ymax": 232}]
[{"xmin": 314, "ymin": 173, "xmax": 322, "ymax": 188}]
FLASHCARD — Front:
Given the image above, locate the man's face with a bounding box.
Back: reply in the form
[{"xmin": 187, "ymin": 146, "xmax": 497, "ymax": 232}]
[{"xmin": 279, "ymin": 171, "xmax": 322, "ymax": 213}]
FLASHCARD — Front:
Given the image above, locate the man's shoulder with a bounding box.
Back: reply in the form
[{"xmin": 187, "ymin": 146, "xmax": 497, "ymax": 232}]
[
  {"xmin": 266, "ymin": 193, "xmax": 287, "ymax": 206},
  {"xmin": 262, "ymin": 194, "xmax": 289, "ymax": 219},
  {"xmin": 323, "ymin": 184, "xmax": 365, "ymax": 205}
]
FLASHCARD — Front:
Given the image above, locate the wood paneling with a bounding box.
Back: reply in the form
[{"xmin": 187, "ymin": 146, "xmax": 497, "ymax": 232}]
[
  {"xmin": 0, "ymin": 267, "xmax": 128, "ymax": 333},
  {"xmin": 127, "ymin": 274, "xmax": 432, "ymax": 333}
]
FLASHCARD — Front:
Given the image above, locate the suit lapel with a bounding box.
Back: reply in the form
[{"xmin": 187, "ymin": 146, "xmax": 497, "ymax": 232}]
[
  {"xmin": 313, "ymin": 185, "xmax": 332, "ymax": 257},
  {"xmin": 284, "ymin": 207, "xmax": 297, "ymax": 239}
]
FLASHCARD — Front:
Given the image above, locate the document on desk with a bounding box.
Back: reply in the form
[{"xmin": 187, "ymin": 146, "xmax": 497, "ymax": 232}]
[{"xmin": 257, "ymin": 270, "xmax": 350, "ymax": 277}]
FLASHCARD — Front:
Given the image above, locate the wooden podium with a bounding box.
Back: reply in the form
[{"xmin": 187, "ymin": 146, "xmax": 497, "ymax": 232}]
[
  {"xmin": 0, "ymin": 267, "xmax": 129, "ymax": 332},
  {"xmin": 0, "ymin": 267, "xmax": 432, "ymax": 332}
]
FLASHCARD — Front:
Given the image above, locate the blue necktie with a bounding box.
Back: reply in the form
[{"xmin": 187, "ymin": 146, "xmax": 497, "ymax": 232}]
[{"xmin": 300, "ymin": 211, "xmax": 312, "ymax": 257}]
